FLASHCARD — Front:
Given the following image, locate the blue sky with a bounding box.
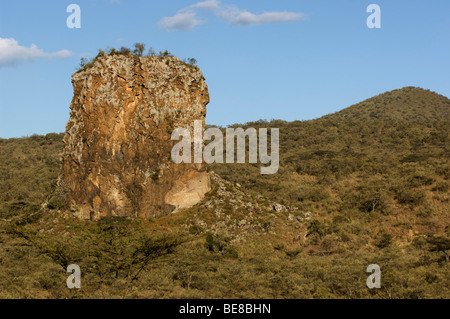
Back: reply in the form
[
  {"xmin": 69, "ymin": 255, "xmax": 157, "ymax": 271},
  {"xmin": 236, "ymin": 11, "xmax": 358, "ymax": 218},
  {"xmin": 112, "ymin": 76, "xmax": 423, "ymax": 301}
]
[{"xmin": 0, "ymin": 0, "xmax": 449, "ymax": 138}]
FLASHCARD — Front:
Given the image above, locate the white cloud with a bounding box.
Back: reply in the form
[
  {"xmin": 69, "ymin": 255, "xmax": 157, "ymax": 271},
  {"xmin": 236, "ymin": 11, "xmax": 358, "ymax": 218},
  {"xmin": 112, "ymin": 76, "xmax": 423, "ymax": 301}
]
[
  {"xmin": 0, "ymin": 37, "xmax": 72, "ymax": 67},
  {"xmin": 158, "ymin": 11, "xmax": 204, "ymax": 31},
  {"xmin": 158, "ymin": 1, "xmax": 304, "ymax": 31},
  {"xmin": 218, "ymin": 9, "xmax": 304, "ymax": 26},
  {"xmin": 190, "ymin": 0, "xmax": 220, "ymax": 10}
]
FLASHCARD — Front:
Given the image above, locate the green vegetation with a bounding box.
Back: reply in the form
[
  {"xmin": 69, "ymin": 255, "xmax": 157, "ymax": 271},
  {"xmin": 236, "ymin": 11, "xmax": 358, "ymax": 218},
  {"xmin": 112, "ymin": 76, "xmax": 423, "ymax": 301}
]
[
  {"xmin": 77, "ymin": 43, "xmax": 198, "ymax": 73},
  {"xmin": 0, "ymin": 133, "xmax": 63, "ymax": 219},
  {"xmin": 0, "ymin": 87, "xmax": 448, "ymax": 298},
  {"xmin": 322, "ymin": 87, "xmax": 450, "ymax": 122}
]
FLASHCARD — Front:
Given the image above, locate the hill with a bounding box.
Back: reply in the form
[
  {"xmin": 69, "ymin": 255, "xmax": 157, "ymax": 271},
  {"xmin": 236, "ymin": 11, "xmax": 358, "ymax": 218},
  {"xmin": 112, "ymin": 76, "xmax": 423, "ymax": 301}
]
[
  {"xmin": 322, "ymin": 87, "xmax": 450, "ymax": 122},
  {"xmin": 0, "ymin": 88, "xmax": 449, "ymax": 299}
]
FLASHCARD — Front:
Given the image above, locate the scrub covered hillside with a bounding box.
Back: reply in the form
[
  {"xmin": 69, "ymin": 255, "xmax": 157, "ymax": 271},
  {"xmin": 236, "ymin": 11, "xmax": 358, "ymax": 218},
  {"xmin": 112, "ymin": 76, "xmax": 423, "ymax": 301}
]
[{"xmin": 0, "ymin": 87, "xmax": 449, "ymax": 299}]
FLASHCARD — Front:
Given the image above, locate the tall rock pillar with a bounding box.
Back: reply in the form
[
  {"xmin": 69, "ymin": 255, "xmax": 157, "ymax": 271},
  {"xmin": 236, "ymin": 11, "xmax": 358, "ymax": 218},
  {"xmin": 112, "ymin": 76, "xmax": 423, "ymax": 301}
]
[{"xmin": 61, "ymin": 55, "xmax": 210, "ymax": 220}]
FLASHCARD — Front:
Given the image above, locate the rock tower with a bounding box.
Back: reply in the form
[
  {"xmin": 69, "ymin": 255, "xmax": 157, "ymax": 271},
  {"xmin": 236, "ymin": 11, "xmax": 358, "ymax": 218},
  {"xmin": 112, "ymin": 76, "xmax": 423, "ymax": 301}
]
[{"xmin": 60, "ymin": 54, "xmax": 210, "ymax": 220}]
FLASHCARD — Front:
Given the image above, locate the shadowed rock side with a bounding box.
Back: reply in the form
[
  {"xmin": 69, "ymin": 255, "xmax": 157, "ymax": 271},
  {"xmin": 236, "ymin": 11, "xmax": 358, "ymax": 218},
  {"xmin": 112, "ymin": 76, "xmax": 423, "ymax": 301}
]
[{"xmin": 60, "ymin": 55, "xmax": 210, "ymax": 220}]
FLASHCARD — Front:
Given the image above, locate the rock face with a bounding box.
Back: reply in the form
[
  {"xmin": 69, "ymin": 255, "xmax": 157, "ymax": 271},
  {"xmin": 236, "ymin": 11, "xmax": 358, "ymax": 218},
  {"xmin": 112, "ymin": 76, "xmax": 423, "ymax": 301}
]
[{"xmin": 60, "ymin": 55, "xmax": 210, "ymax": 220}]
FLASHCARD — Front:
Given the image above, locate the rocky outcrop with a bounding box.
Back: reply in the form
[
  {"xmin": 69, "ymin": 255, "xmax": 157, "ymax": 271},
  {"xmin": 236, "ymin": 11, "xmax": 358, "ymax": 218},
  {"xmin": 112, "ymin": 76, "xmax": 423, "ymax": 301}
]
[{"xmin": 60, "ymin": 54, "xmax": 210, "ymax": 220}]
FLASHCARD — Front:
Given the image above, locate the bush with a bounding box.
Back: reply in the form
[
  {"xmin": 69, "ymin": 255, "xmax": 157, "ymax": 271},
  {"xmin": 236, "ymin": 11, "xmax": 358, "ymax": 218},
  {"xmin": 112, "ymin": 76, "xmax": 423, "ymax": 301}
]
[
  {"xmin": 307, "ymin": 220, "xmax": 329, "ymax": 239},
  {"xmin": 79, "ymin": 57, "xmax": 90, "ymax": 70},
  {"xmin": 432, "ymin": 181, "xmax": 449, "ymax": 193},
  {"xmin": 205, "ymin": 233, "xmax": 229, "ymax": 253},
  {"xmin": 146, "ymin": 47, "xmax": 156, "ymax": 57},
  {"xmin": 395, "ymin": 188, "xmax": 425, "ymax": 206},
  {"xmin": 426, "ymin": 236, "xmax": 450, "ymax": 262},
  {"xmin": 133, "ymin": 43, "xmax": 146, "ymax": 57},
  {"xmin": 159, "ymin": 50, "xmax": 172, "ymax": 57},
  {"xmin": 416, "ymin": 205, "xmax": 433, "ymax": 218},
  {"xmin": 186, "ymin": 58, "xmax": 197, "ymax": 66},
  {"xmin": 119, "ymin": 46, "xmax": 131, "ymax": 55},
  {"xmin": 375, "ymin": 232, "xmax": 392, "ymax": 248}
]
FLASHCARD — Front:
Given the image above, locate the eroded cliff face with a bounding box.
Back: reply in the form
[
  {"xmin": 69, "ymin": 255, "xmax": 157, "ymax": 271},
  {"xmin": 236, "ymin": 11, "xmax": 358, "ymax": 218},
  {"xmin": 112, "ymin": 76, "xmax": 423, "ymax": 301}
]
[{"xmin": 61, "ymin": 55, "xmax": 210, "ymax": 220}]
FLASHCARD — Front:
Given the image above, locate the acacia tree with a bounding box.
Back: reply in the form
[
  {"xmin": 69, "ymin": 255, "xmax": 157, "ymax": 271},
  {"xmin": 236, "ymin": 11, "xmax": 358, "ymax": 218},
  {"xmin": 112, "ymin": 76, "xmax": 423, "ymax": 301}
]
[
  {"xmin": 146, "ymin": 47, "xmax": 156, "ymax": 57},
  {"xmin": 427, "ymin": 236, "xmax": 450, "ymax": 262},
  {"xmin": 79, "ymin": 57, "xmax": 90, "ymax": 69},
  {"xmin": 133, "ymin": 43, "xmax": 146, "ymax": 57},
  {"xmin": 187, "ymin": 58, "xmax": 197, "ymax": 65},
  {"xmin": 159, "ymin": 50, "xmax": 172, "ymax": 57},
  {"xmin": 119, "ymin": 46, "xmax": 131, "ymax": 54}
]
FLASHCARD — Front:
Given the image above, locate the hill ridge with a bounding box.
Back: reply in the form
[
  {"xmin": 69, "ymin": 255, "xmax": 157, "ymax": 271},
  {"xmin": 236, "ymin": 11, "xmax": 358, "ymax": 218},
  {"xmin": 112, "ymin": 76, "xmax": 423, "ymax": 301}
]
[{"xmin": 321, "ymin": 87, "xmax": 450, "ymax": 122}]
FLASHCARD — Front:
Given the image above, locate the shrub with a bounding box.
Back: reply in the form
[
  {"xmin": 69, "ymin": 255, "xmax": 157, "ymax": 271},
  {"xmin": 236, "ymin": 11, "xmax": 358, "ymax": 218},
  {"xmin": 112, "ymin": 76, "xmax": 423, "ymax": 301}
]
[
  {"xmin": 432, "ymin": 181, "xmax": 449, "ymax": 193},
  {"xmin": 205, "ymin": 233, "xmax": 229, "ymax": 252},
  {"xmin": 46, "ymin": 193, "xmax": 69, "ymax": 211},
  {"xmin": 159, "ymin": 50, "xmax": 172, "ymax": 57},
  {"xmin": 119, "ymin": 46, "xmax": 131, "ymax": 54},
  {"xmin": 186, "ymin": 58, "xmax": 197, "ymax": 66},
  {"xmin": 79, "ymin": 57, "xmax": 90, "ymax": 70},
  {"xmin": 375, "ymin": 232, "xmax": 392, "ymax": 248},
  {"xmin": 416, "ymin": 205, "xmax": 433, "ymax": 218},
  {"xmin": 426, "ymin": 236, "xmax": 450, "ymax": 262},
  {"xmin": 395, "ymin": 188, "xmax": 425, "ymax": 206},
  {"xmin": 146, "ymin": 47, "xmax": 156, "ymax": 57},
  {"xmin": 133, "ymin": 43, "xmax": 146, "ymax": 57},
  {"xmin": 307, "ymin": 220, "xmax": 329, "ymax": 239}
]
